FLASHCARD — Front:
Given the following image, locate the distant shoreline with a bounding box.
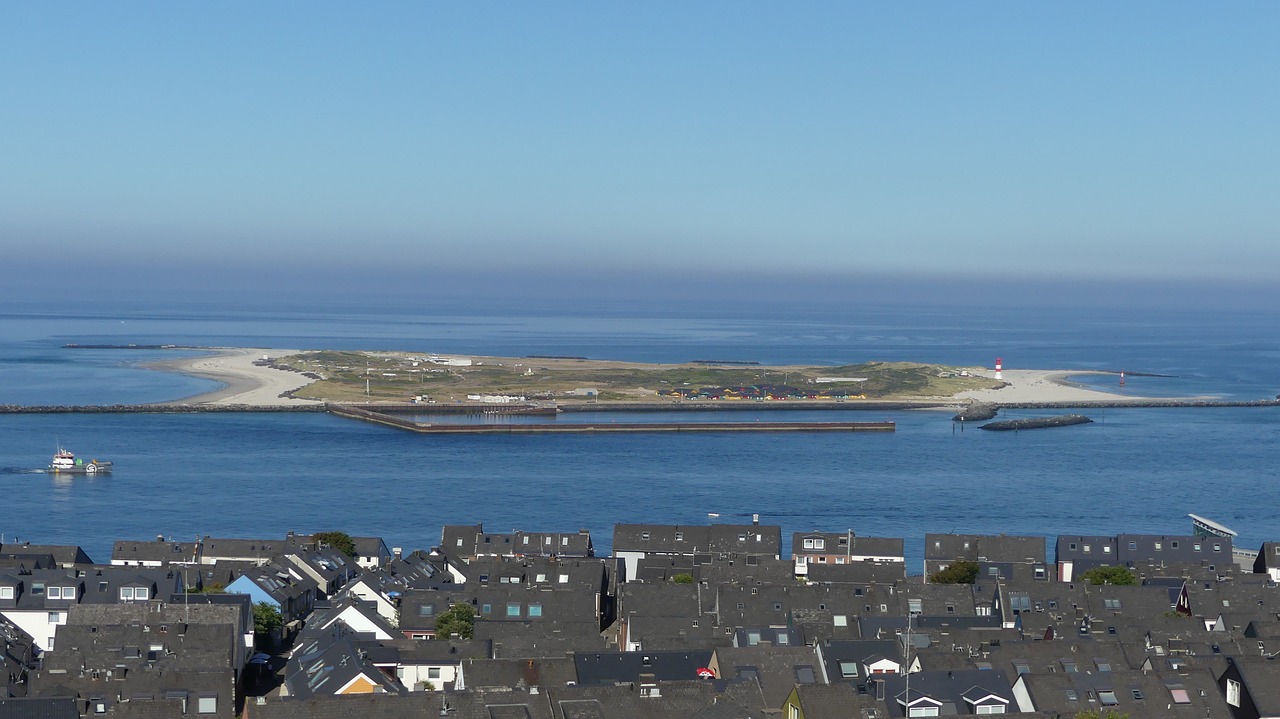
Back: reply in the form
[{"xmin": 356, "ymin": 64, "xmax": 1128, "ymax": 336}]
[{"xmin": 55, "ymin": 345, "xmax": 1233, "ymax": 409}]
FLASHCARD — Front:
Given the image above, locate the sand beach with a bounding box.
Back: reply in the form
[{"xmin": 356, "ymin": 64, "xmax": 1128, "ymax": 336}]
[{"xmin": 148, "ymin": 349, "xmax": 322, "ymax": 406}]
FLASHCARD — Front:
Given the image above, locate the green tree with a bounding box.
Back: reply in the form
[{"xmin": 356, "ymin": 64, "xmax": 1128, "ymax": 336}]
[
  {"xmin": 672, "ymin": 573, "xmax": 695, "ymax": 584},
  {"xmin": 930, "ymin": 560, "xmax": 979, "ymax": 584},
  {"xmin": 434, "ymin": 602, "xmax": 476, "ymax": 639},
  {"xmin": 312, "ymin": 531, "xmax": 357, "ymax": 558},
  {"xmin": 1080, "ymin": 565, "xmax": 1136, "ymax": 585},
  {"xmin": 253, "ymin": 602, "xmax": 283, "ymax": 635}
]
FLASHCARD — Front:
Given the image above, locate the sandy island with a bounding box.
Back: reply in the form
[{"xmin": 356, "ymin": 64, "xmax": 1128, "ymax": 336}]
[
  {"xmin": 955, "ymin": 368, "xmax": 1177, "ymax": 404},
  {"xmin": 147, "ymin": 349, "xmax": 322, "ymax": 406},
  {"xmin": 147, "ymin": 349, "xmax": 1192, "ymax": 407}
]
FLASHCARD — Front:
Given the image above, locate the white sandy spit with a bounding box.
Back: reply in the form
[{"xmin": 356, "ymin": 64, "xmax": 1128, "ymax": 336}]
[
  {"xmin": 957, "ymin": 368, "xmax": 1163, "ymax": 404},
  {"xmin": 149, "ymin": 349, "xmax": 322, "ymax": 406}
]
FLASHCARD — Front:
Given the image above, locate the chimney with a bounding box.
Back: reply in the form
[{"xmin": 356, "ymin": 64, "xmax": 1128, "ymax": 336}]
[{"xmin": 393, "ymin": 547, "xmax": 403, "ymax": 560}]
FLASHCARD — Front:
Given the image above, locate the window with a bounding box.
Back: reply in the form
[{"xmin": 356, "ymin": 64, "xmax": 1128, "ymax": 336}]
[
  {"xmin": 814, "ymin": 539, "xmax": 825, "ymax": 550},
  {"xmin": 418, "ymin": 605, "xmax": 434, "ymax": 617},
  {"xmin": 527, "ymin": 603, "xmax": 543, "ymax": 617},
  {"xmin": 119, "ymin": 587, "xmax": 134, "ymax": 600},
  {"xmin": 428, "ymin": 667, "xmax": 442, "ymax": 679},
  {"xmin": 0, "ymin": 586, "xmax": 12, "ymax": 599},
  {"xmin": 1083, "ymin": 545, "xmax": 1091, "ymax": 553},
  {"xmin": 522, "ymin": 537, "xmax": 529, "ymax": 545},
  {"xmin": 1069, "ymin": 543, "xmax": 1077, "ymax": 551},
  {"xmin": 803, "ymin": 538, "xmax": 814, "ymax": 549},
  {"xmin": 909, "ymin": 599, "xmax": 923, "ymax": 615},
  {"xmin": 833, "ymin": 615, "xmax": 847, "ymax": 627},
  {"xmin": 135, "ymin": 587, "xmax": 148, "ymax": 600},
  {"xmin": 558, "ymin": 573, "xmax": 568, "ymax": 583},
  {"xmin": 31, "ymin": 583, "xmax": 44, "ymax": 596},
  {"xmin": 1131, "ymin": 689, "xmax": 1144, "ymax": 700},
  {"xmin": 1065, "ymin": 689, "xmax": 1078, "ymax": 701},
  {"xmin": 1226, "ymin": 679, "xmax": 1241, "ymax": 707},
  {"xmin": 481, "ymin": 604, "xmax": 491, "ymax": 614},
  {"xmin": 880, "ymin": 604, "xmax": 888, "ymax": 612},
  {"xmin": 840, "ymin": 661, "xmax": 859, "ymax": 678},
  {"xmin": 1013, "ymin": 661, "xmax": 1030, "ymax": 675},
  {"xmin": 975, "ymin": 706, "xmax": 1006, "ymax": 715},
  {"xmin": 1128, "ymin": 541, "xmax": 1137, "ymax": 551},
  {"xmin": 1061, "ymin": 660, "xmax": 1077, "ymax": 673},
  {"xmin": 1103, "ymin": 598, "xmax": 1122, "ymax": 610},
  {"xmin": 907, "ymin": 707, "xmax": 939, "ymax": 718},
  {"xmin": 675, "ymin": 532, "xmax": 684, "ymax": 541},
  {"xmin": 505, "ymin": 603, "xmax": 521, "ymax": 617},
  {"xmin": 1103, "ymin": 546, "xmax": 1111, "ymax": 553},
  {"xmin": 544, "ymin": 537, "xmax": 551, "ymax": 545},
  {"xmin": 1194, "ymin": 543, "xmax": 1202, "ymax": 552},
  {"xmin": 641, "ymin": 532, "xmax": 650, "ymax": 540},
  {"xmin": 1098, "ymin": 691, "xmax": 1118, "ymax": 706},
  {"xmin": 1095, "ymin": 660, "xmax": 1111, "ymax": 672},
  {"xmin": 1154, "ymin": 542, "xmax": 1162, "ymax": 551},
  {"xmin": 197, "ymin": 696, "xmax": 217, "ymax": 714},
  {"xmin": 48, "ymin": 586, "xmax": 62, "ymax": 599},
  {"xmin": 1214, "ymin": 543, "xmax": 1222, "ymax": 552},
  {"xmin": 478, "ymin": 574, "xmax": 489, "ymax": 583},
  {"xmin": 456, "ymin": 538, "xmax": 463, "ymax": 547},
  {"xmin": 62, "ymin": 586, "xmax": 76, "ymax": 598},
  {"xmin": 48, "ymin": 611, "xmax": 62, "ymax": 623},
  {"xmin": 535, "ymin": 573, "xmax": 547, "ymax": 583},
  {"xmin": 1172, "ymin": 541, "xmax": 1180, "ymax": 549}
]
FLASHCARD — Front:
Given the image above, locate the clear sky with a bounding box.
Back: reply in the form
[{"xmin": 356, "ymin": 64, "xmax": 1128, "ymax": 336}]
[{"xmin": 3, "ymin": 4, "xmax": 1278, "ymax": 305}]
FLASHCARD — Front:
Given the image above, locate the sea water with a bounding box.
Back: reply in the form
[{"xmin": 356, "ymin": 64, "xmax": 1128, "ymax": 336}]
[{"xmin": 1, "ymin": 298, "xmax": 1277, "ymax": 568}]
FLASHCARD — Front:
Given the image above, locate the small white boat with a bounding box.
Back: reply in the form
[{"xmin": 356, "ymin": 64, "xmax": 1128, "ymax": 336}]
[{"xmin": 48, "ymin": 448, "xmax": 113, "ymax": 474}]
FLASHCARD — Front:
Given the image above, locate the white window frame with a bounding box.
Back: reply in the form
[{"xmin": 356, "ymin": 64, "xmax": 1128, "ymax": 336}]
[
  {"xmin": 197, "ymin": 696, "xmax": 217, "ymax": 714},
  {"xmin": 0, "ymin": 586, "xmax": 12, "ymax": 599},
  {"xmin": 1227, "ymin": 678, "xmax": 1241, "ymax": 707}
]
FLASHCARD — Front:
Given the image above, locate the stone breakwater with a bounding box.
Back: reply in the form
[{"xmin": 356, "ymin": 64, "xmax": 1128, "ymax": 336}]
[
  {"xmin": 0, "ymin": 404, "xmax": 324, "ymax": 414},
  {"xmin": 979, "ymin": 414, "xmax": 1094, "ymax": 431}
]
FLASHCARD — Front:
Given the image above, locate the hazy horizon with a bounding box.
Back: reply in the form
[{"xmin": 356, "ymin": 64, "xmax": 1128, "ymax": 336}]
[{"xmin": 5, "ymin": 4, "xmax": 1278, "ymax": 306}]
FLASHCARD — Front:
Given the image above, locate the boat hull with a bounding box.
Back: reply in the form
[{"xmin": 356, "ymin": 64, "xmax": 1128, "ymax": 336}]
[{"xmin": 46, "ymin": 461, "xmax": 113, "ymax": 474}]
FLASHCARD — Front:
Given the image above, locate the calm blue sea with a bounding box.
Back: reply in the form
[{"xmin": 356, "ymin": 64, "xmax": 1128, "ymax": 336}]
[{"xmin": 2, "ymin": 298, "xmax": 1278, "ymax": 570}]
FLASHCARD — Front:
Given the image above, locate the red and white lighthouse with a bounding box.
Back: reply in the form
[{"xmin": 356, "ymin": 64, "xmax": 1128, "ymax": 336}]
[{"xmin": 995, "ymin": 357, "xmax": 1003, "ymax": 381}]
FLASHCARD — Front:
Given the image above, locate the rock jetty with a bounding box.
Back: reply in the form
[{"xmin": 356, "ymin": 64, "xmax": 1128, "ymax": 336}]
[{"xmin": 979, "ymin": 414, "xmax": 1093, "ymax": 431}]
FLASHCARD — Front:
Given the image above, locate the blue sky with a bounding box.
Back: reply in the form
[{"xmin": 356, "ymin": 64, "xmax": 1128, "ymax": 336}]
[{"xmin": 3, "ymin": 3, "xmax": 1278, "ymax": 303}]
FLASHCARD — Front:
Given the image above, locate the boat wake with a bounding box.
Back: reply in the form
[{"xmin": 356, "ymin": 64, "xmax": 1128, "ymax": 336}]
[{"xmin": 0, "ymin": 467, "xmax": 48, "ymax": 475}]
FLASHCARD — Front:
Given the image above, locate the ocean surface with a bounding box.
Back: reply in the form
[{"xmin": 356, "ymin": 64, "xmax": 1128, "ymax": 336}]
[{"xmin": 2, "ymin": 297, "xmax": 1278, "ymax": 571}]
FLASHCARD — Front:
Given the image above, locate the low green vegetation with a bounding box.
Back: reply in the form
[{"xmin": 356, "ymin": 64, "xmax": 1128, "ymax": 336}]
[
  {"xmin": 929, "ymin": 560, "xmax": 979, "ymax": 584},
  {"xmin": 672, "ymin": 573, "xmax": 695, "ymax": 584},
  {"xmin": 280, "ymin": 351, "xmax": 1000, "ymax": 404},
  {"xmin": 1081, "ymin": 565, "xmax": 1137, "ymax": 585}
]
